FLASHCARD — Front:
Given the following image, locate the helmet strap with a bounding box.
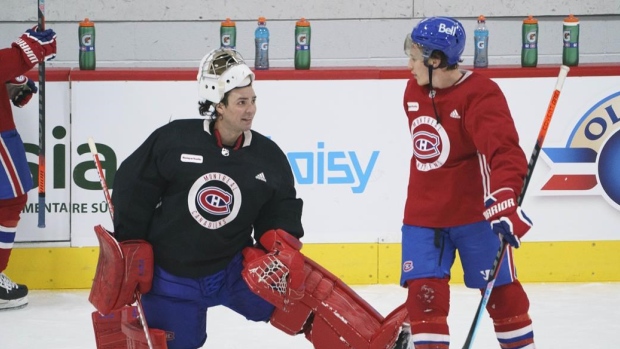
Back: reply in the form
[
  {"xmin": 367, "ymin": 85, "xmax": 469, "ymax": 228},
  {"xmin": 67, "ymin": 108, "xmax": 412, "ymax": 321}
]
[{"xmin": 427, "ymin": 65, "xmax": 441, "ymax": 124}]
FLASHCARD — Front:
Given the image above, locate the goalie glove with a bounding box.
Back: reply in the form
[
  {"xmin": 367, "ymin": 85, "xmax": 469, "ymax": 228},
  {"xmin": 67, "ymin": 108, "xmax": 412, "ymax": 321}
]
[
  {"xmin": 12, "ymin": 27, "xmax": 57, "ymax": 65},
  {"xmin": 6, "ymin": 75, "xmax": 38, "ymax": 108},
  {"xmin": 259, "ymin": 229, "xmax": 305, "ymax": 301},
  {"xmin": 483, "ymin": 188, "xmax": 533, "ymax": 248}
]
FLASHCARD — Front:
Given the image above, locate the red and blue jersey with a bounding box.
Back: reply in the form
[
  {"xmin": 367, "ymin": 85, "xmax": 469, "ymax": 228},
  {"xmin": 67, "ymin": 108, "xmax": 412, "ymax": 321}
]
[
  {"xmin": 0, "ymin": 45, "xmax": 37, "ymax": 199},
  {"xmin": 402, "ymin": 71, "xmax": 527, "ymax": 227}
]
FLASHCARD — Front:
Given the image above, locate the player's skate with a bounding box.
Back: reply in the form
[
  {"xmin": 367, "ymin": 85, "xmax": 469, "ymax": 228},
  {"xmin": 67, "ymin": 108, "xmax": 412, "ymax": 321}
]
[
  {"xmin": 0, "ymin": 272, "xmax": 28, "ymax": 311},
  {"xmin": 392, "ymin": 323, "xmax": 412, "ymax": 349}
]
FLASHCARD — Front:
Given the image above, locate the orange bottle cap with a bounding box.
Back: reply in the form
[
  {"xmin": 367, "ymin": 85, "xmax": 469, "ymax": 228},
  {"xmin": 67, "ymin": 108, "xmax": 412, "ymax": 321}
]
[
  {"xmin": 523, "ymin": 15, "xmax": 538, "ymax": 24},
  {"xmin": 478, "ymin": 15, "xmax": 486, "ymax": 21},
  {"xmin": 221, "ymin": 18, "xmax": 236, "ymax": 26},
  {"xmin": 79, "ymin": 18, "xmax": 95, "ymax": 27},
  {"xmin": 258, "ymin": 16, "xmax": 266, "ymax": 22},
  {"xmin": 564, "ymin": 14, "xmax": 579, "ymax": 22},
  {"xmin": 296, "ymin": 17, "xmax": 310, "ymax": 26}
]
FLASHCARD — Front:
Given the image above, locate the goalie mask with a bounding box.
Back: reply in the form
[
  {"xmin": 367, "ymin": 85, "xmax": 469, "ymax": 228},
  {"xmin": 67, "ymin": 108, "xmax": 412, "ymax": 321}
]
[{"xmin": 197, "ymin": 48, "xmax": 255, "ymax": 104}]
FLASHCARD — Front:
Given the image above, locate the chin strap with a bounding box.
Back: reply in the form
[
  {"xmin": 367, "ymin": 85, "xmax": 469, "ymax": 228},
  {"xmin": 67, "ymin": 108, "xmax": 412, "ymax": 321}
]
[{"xmin": 426, "ymin": 64, "xmax": 441, "ymax": 124}]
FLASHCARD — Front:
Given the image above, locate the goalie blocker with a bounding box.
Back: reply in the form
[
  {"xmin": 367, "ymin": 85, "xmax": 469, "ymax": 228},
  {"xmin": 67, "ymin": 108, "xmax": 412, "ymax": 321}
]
[
  {"xmin": 89, "ymin": 225, "xmax": 168, "ymax": 349},
  {"xmin": 243, "ymin": 229, "xmax": 409, "ymax": 349}
]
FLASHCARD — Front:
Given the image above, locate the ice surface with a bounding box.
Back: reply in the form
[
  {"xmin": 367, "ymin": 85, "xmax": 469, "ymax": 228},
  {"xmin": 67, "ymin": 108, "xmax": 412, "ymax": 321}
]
[{"xmin": 2, "ymin": 283, "xmax": 619, "ymax": 348}]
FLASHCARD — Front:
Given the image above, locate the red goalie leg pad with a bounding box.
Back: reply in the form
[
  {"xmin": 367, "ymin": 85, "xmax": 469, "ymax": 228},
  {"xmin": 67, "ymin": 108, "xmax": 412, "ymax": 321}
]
[
  {"xmin": 92, "ymin": 307, "xmax": 130, "ymax": 349},
  {"xmin": 485, "ymin": 281, "xmax": 534, "ymax": 348},
  {"xmin": 369, "ymin": 303, "xmax": 409, "ymax": 349},
  {"xmin": 121, "ymin": 306, "xmax": 169, "ymax": 349},
  {"xmin": 270, "ymin": 300, "xmax": 314, "ymax": 335},
  {"xmin": 406, "ymin": 278, "xmax": 450, "ymax": 348},
  {"xmin": 89, "ymin": 225, "xmax": 154, "ymax": 315},
  {"xmin": 303, "ymin": 257, "xmax": 407, "ymax": 349}
]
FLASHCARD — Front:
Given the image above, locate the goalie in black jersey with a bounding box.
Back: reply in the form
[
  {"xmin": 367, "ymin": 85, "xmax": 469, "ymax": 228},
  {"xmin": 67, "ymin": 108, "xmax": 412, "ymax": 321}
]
[
  {"xmin": 91, "ymin": 48, "xmax": 409, "ymax": 349},
  {"xmin": 110, "ymin": 48, "xmax": 304, "ymax": 349}
]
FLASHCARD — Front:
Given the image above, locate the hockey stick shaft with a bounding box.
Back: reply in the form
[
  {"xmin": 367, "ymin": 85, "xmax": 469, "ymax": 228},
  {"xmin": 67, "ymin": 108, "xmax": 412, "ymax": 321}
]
[
  {"xmin": 87, "ymin": 138, "xmax": 114, "ymax": 221},
  {"xmin": 461, "ymin": 65, "xmax": 570, "ymax": 349},
  {"xmin": 37, "ymin": 0, "xmax": 46, "ymax": 228},
  {"xmin": 88, "ymin": 137, "xmax": 155, "ymax": 349}
]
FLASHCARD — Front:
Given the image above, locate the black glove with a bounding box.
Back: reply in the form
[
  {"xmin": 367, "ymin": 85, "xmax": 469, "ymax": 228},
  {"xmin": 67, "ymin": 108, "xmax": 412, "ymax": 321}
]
[{"xmin": 6, "ymin": 75, "xmax": 38, "ymax": 108}]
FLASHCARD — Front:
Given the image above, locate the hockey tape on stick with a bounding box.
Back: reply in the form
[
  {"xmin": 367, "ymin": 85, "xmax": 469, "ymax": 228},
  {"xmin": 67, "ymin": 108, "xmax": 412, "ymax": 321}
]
[{"xmin": 462, "ymin": 65, "xmax": 570, "ymax": 349}]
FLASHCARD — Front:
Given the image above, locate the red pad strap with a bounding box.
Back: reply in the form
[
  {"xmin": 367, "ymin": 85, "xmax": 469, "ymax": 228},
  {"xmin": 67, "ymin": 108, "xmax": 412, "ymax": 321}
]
[
  {"xmin": 121, "ymin": 306, "xmax": 168, "ymax": 349},
  {"xmin": 89, "ymin": 225, "xmax": 154, "ymax": 315},
  {"xmin": 91, "ymin": 308, "xmax": 128, "ymax": 349}
]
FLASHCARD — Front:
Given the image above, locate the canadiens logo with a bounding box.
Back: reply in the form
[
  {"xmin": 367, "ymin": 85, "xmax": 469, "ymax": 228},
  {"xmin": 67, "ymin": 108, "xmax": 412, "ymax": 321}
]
[
  {"xmin": 188, "ymin": 172, "xmax": 242, "ymax": 229},
  {"xmin": 197, "ymin": 187, "xmax": 232, "ymax": 214},
  {"xmin": 540, "ymin": 91, "xmax": 620, "ymax": 210},
  {"xmin": 410, "ymin": 116, "xmax": 450, "ymax": 171},
  {"xmin": 403, "ymin": 261, "xmax": 414, "ymax": 272}
]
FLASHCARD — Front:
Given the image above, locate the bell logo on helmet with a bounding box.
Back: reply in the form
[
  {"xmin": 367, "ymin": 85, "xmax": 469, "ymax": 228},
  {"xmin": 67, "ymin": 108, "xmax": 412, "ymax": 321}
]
[{"xmin": 438, "ymin": 23, "xmax": 458, "ymax": 36}]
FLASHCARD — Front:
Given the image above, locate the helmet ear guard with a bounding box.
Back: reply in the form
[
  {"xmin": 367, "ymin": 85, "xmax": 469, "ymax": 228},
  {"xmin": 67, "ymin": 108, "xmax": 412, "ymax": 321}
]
[{"xmin": 197, "ymin": 48, "xmax": 255, "ymax": 104}]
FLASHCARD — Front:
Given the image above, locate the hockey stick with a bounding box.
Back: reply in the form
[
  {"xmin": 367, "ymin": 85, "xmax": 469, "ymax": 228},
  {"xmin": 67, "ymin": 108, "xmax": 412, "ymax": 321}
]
[
  {"xmin": 87, "ymin": 137, "xmax": 114, "ymax": 222},
  {"xmin": 37, "ymin": 0, "xmax": 46, "ymax": 227},
  {"xmin": 88, "ymin": 137, "xmax": 155, "ymax": 349},
  {"xmin": 461, "ymin": 65, "xmax": 570, "ymax": 349}
]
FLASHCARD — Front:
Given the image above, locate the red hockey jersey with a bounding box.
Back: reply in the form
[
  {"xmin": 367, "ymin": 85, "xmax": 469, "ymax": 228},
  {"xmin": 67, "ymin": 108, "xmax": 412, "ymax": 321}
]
[{"xmin": 402, "ymin": 71, "xmax": 527, "ymax": 227}]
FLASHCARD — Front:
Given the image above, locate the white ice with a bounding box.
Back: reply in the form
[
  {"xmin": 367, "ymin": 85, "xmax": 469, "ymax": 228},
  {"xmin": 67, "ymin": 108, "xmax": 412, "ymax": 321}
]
[{"xmin": 2, "ymin": 283, "xmax": 619, "ymax": 348}]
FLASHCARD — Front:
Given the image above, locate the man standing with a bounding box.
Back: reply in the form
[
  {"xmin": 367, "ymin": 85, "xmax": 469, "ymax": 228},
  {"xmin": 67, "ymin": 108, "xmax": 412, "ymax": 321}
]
[
  {"xmin": 399, "ymin": 17, "xmax": 535, "ymax": 348},
  {"xmin": 0, "ymin": 26, "xmax": 57, "ymax": 310}
]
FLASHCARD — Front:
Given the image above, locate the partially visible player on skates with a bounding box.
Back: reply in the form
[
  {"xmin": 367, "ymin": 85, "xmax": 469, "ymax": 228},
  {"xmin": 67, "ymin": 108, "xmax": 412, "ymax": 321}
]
[{"xmin": 0, "ymin": 26, "xmax": 57, "ymax": 311}]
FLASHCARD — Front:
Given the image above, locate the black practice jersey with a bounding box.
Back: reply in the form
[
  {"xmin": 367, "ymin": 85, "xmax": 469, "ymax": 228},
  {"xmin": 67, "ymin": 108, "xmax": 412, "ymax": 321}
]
[{"xmin": 112, "ymin": 119, "xmax": 304, "ymax": 278}]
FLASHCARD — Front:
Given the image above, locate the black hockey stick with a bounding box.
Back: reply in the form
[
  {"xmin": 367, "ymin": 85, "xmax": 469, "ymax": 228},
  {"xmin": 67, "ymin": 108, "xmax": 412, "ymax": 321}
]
[
  {"xmin": 88, "ymin": 137, "xmax": 155, "ymax": 349},
  {"xmin": 462, "ymin": 65, "xmax": 570, "ymax": 349},
  {"xmin": 37, "ymin": 0, "xmax": 46, "ymax": 227}
]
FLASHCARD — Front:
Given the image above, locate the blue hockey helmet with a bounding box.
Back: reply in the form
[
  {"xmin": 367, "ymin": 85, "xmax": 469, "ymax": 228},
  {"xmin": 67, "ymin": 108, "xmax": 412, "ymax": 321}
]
[{"xmin": 407, "ymin": 17, "xmax": 466, "ymax": 66}]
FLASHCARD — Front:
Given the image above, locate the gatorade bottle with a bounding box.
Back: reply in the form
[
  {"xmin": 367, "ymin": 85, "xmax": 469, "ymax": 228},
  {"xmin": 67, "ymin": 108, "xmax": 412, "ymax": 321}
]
[
  {"xmin": 563, "ymin": 14, "xmax": 580, "ymax": 66},
  {"xmin": 254, "ymin": 17, "xmax": 270, "ymax": 70},
  {"xmin": 220, "ymin": 18, "xmax": 236, "ymax": 49},
  {"xmin": 294, "ymin": 18, "xmax": 311, "ymax": 70},
  {"xmin": 78, "ymin": 18, "xmax": 96, "ymax": 70},
  {"xmin": 521, "ymin": 15, "xmax": 539, "ymax": 67},
  {"xmin": 473, "ymin": 15, "xmax": 489, "ymax": 68}
]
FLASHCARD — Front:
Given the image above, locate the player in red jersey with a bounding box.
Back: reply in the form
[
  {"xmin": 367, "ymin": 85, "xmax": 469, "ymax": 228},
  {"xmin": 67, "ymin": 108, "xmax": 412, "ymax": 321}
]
[
  {"xmin": 399, "ymin": 17, "xmax": 536, "ymax": 348},
  {"xmin": 0, "ymin": 26, "xmax": 56, "ymax": 311}
]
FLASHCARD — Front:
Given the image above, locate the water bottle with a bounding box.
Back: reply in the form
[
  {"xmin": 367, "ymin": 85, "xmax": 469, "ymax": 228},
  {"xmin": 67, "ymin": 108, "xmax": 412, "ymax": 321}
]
[
  {"xmin": 473, "ymin": 15, "xmax": 489, "ymax": 68},
  {"xmin": 220, "ymin": 18, "xmax": 236, "ymax": 49},
  {"xmin": 563, "ymin": 14, "xmax": 580, "ymax": 66},
  {"xmin": 254, "ymin": 17, "xmax": 269, "ymax": 70},
  {"xmin": 294, "ymin": 18, "xmax": 311, "ymax": 70},
  {"xmin": 521, "ymin": 15, "xmax": 539, "ymax": 67},
  {"xmin": 78, "ymin": 18, "xmax": 96, "ymax": 70}
]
